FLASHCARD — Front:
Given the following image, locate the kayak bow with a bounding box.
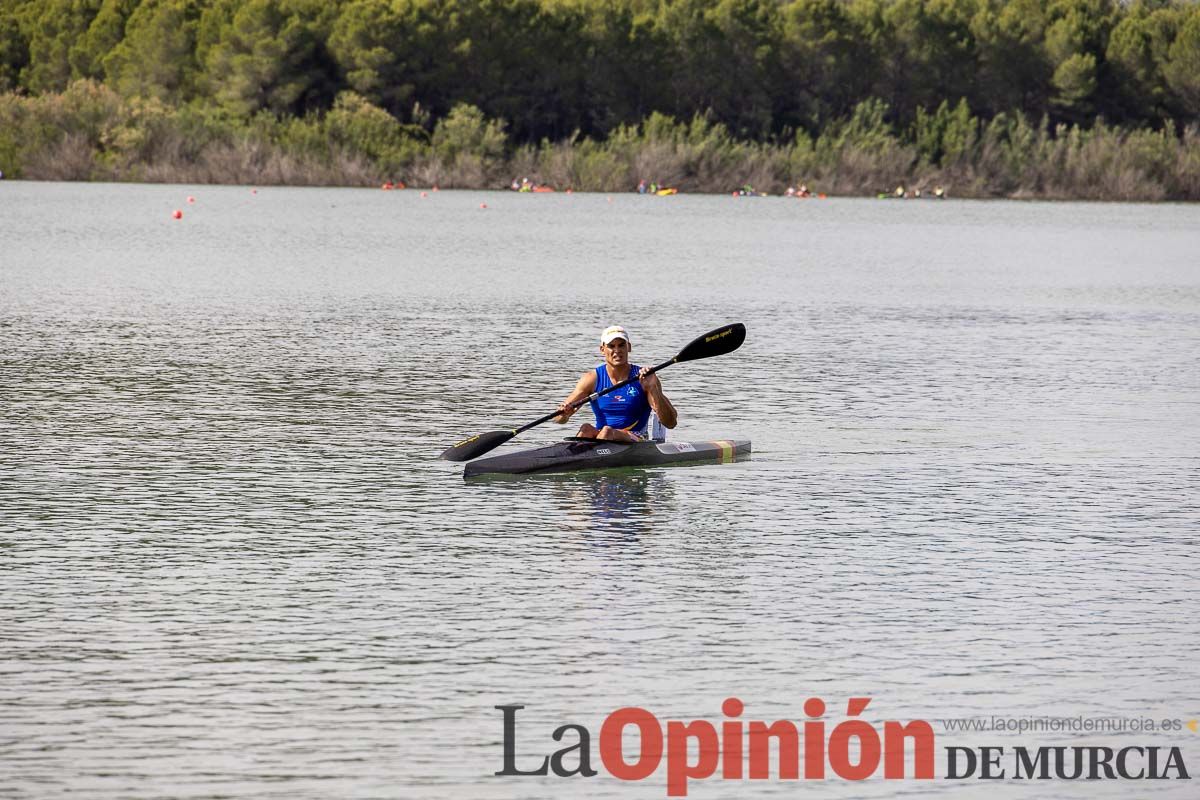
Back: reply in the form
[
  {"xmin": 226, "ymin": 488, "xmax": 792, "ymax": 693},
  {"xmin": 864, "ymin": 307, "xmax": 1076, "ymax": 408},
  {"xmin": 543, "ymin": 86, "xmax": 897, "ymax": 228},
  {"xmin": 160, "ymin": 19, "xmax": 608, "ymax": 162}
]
[{"xmin": 463, "ymin": 438, "xmax": 751, "ymax": 478}]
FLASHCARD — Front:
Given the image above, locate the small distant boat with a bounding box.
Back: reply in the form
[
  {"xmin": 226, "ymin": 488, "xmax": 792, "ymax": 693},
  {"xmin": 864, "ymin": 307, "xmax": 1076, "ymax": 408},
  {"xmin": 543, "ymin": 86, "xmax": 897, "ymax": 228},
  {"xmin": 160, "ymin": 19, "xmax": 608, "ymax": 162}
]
[
  {"xmin": 655, "ymin": 188, "xmax": 678, "ymax": 196},
  {"xmin": 513, "ymin": 179, "xmax": 555, "ymax": 193}
]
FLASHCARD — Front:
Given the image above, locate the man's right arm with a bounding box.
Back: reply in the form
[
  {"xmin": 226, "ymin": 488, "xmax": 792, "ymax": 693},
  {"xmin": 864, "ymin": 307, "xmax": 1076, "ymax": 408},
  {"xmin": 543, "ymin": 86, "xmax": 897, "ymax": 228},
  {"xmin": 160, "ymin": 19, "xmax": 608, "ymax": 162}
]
[{"xmin": 554, "ymin": 371, "xmax": 597, "ymax": 423}]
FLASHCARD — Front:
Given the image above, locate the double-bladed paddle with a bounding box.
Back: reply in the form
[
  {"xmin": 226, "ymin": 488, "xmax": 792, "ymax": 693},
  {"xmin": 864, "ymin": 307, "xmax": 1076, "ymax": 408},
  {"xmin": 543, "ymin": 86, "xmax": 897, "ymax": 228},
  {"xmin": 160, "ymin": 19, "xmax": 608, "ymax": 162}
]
[{"xmin": 439, "ymin": 322, "xmax": 747, "ymax": 462}]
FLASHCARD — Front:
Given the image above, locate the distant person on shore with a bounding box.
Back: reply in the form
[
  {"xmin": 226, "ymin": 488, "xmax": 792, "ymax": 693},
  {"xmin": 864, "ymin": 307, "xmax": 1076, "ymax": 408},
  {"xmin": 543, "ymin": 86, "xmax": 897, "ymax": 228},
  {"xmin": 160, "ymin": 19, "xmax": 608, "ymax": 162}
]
[
  {"xmin": 933, "ymin": 186, "xmax": 945, "ymax": 198},
  {"xmin": 637, "ymin": 179, "xmax": 647, "ymax": 194}
]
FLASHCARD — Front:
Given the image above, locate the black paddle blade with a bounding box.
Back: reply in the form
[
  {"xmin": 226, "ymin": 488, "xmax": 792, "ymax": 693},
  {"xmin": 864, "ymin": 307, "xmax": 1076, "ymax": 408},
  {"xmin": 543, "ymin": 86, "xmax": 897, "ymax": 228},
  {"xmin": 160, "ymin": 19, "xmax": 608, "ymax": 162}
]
[
  {"xmin": 674, "ymin": 323, "xmax": 746, "ymax": 363},
  {"xmin": 440, "ymin": 429, "xmax": 515, "ymax": 461}
]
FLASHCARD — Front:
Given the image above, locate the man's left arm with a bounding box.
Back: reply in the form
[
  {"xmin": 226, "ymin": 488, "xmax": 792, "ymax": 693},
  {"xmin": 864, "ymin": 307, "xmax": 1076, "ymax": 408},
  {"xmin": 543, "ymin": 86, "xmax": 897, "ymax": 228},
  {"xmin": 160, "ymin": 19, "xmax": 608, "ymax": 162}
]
[{"xmin": 639, "ymin": 368, "xmax": 677, "ymax": 428}]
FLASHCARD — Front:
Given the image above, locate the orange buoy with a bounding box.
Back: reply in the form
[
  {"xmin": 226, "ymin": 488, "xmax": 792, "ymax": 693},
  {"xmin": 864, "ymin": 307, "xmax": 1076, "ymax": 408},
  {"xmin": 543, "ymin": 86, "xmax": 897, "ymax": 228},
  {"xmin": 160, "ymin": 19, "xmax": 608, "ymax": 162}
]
[
  {"xmin": 186, "ymin": 196, "xmax": 195, "ymax": 204},
  {"xmin": 172, "ymin": 210, "xmax": 182, "ymax": 219},
  {"xmin": 420, "ymin": 191, "xmax": 428, "ymax": 198},
  {"xmin": 251, "ymin": 189, "xmax": 257, "ymax": 194},
  {"xmin": 480, "ymin": 203, "xmax": 487, "ymax": 209},
  {"xmin": 731, "ymin": 191, "xmax": 738, "ymax": 197}
]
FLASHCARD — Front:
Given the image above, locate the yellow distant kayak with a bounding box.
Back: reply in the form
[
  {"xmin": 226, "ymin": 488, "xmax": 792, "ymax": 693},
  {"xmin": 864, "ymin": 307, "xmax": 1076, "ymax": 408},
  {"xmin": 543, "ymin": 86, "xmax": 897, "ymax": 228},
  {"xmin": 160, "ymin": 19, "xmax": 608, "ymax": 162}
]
[{"xmin": 656, "ymin": 188, "xmax": 678, "ymax": 196}]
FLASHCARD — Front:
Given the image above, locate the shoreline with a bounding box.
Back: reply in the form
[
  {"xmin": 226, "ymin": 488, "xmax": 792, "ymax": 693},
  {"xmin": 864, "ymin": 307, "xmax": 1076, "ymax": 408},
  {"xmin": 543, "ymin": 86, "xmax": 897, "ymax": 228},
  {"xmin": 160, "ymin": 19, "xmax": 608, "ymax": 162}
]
[
  {"xmin": 4, "ymin": 177, "xmax": 1197, "ymax": 205},
  {"xmin": 3, "ymin": 85, "xmax": 1198, "ymax": 204}
]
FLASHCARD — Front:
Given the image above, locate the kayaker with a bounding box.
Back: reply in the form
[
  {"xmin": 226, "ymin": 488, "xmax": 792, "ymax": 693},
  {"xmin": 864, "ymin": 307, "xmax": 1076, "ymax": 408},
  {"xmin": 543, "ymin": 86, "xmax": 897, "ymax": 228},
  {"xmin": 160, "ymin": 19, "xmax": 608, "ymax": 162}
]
[{"xmin": 553, "ymin": 325, "xmax": 677, "ymax": 442}]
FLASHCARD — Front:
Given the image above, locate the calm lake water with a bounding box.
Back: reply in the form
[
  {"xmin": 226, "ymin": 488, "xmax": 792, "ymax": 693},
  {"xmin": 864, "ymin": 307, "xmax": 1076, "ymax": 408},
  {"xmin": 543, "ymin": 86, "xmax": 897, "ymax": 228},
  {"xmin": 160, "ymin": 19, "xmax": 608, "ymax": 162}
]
[{"xmin": 2, "ymin": 181, "xmax": 1198, "ymax": 798}]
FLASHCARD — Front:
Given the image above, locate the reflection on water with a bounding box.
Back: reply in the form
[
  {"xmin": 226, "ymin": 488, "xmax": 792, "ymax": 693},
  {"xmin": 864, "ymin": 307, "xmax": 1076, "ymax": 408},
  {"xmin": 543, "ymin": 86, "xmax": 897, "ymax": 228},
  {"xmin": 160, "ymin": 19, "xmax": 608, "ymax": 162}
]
[
  {"xmin": 2, "ymin": 183, "xmax": 1199, "ymax": 799},
  {"xmin": 465, "ymin": 468, "xmax": 677, "ymax": 544},
  {"xmin": 536, "ymin": 470, "xmax": 671, "ymax": 538}
]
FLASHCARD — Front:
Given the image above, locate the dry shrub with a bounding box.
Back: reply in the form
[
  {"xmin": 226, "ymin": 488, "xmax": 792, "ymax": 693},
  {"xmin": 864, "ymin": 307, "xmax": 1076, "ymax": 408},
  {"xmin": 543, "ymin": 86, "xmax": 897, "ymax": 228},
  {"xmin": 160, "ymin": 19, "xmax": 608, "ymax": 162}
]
[
  {"xmin": 818, "ymin": 143, "xmax": 917, "ymax": 196},
  {"xmin": 631, "ymin": 141, "xmax": 687, "ymax": 188},
  {"xmin": 406, "ymin": 153, "xmax": 447, "ymax": 187},
  {"xmin": 22, "ymin": 133, "xmax": 96, "ymax": 180},
  {"xmin": 1172, "ymin": 126, "xmax": 1200, "ymax": 198},
  {"xmin": 4, "ymin": 83, "xmax": 1200, "ymax": 200}
]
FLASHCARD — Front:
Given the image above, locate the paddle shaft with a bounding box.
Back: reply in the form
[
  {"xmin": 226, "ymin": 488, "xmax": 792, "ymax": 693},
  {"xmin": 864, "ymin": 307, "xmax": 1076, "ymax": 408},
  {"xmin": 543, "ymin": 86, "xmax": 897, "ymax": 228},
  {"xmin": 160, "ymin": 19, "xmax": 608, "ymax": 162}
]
[{"xmin": 514, "ymin": 357, "xmax": 675, "ymax": 435}]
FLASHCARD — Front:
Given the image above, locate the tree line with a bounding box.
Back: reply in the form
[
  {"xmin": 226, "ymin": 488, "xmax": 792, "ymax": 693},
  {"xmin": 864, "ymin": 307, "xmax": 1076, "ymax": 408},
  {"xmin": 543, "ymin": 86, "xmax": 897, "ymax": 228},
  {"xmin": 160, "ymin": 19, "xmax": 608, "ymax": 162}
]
[{"xmin": 1, "ymin": 0, "xmax": 1199, "ymax": 198}]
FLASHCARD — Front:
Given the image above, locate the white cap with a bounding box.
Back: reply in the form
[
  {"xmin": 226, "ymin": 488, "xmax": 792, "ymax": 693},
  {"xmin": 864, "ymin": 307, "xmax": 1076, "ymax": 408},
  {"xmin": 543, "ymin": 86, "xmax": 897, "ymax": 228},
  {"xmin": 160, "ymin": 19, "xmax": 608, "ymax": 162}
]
[{"xmin": 600, "ymin": 325, "xmax": 631, "ymax": 345}]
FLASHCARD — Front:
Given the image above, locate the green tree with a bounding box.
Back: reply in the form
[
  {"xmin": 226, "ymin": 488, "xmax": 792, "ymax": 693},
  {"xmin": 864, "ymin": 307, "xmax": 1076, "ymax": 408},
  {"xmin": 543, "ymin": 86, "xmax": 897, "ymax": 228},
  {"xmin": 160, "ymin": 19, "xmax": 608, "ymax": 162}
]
[
  {"xmin": 657, "ymin": 0, "xmax": 784, "ymax": 138},
  {"xmin": 913, "ymin": 97, "xmax": 978, "ymax": 165},
  {"xmin": 859, "ymin": 0, "xmax": 980, "ymax": 126},
  {"xmin": 202, "ymin": 0, "xmax": 338, "ymax": 116},
  {"xmin": 328, "ymin": 0, "xmax": 401, "ymax": 106},
  {"xmin": 69, "ymin": 0, "xmax": 137, "ymax": 80},
  {"xmin": 430, "ymin": 100, "xmax": 508, "ymax": 181},
  {"xmin": 780, "ymin": 0, "xmax": 874, "ymax": 127},
  {"xmin": 431, "ymin": 102, "xmax": 506, "ymax": 161},
  {"xmin": 1163, "ymin": 7, "xmax": 1200, "ymax": 119},
  {"xmin": 969, "ymin": 0, "xmax": 1052, "ymax": 118},
  {"xmin": 1104, "ymin": 3, "xmax": 1179, "ymax": 122},
  {"xmin": 0, "ymin": 4, "xmax": 30, "ymax": 92},
  {"xmin": 575, "ymin": 0, "xmax": 671, "ymax": 136},
  {"xmin": 709, "ymin": 0, "xmax": 786, "ymax": 136},
  {"xmin": 20, "ymin": 0, "xmax": 100, "ymax": 93},
  {"xmin": 436, "ymin": 0, "xmax": 590, "ymax": 141},
  {"xmin": 328, "ymin": 0, "xmax": 474, "ymax": 128},
  {"xmin": 104, "ymin": 0, "xmax": 203, "ymax": 102},
  {"xmin": 1044, "ymin": 0, "xmax": 1117, "ymax": 122},
  {"xmin": 325, "ymin": 90, "xmax": 428, "ymax": 172}
]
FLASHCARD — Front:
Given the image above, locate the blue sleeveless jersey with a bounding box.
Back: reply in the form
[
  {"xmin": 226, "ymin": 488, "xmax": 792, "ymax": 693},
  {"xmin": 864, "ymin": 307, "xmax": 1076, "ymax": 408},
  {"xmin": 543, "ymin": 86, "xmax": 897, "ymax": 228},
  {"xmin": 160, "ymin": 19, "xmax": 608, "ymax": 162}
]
[{"xmin": 590, "ymin": 364, "xmax": 652, "ymax": 434}]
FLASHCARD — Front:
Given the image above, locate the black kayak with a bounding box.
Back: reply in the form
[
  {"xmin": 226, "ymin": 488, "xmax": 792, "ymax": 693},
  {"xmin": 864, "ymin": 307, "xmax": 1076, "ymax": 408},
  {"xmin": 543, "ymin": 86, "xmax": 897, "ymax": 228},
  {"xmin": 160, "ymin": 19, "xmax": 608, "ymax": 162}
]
[{"xmin": 463, "ymin": 438, "xmax": 751, "ymax": 478}]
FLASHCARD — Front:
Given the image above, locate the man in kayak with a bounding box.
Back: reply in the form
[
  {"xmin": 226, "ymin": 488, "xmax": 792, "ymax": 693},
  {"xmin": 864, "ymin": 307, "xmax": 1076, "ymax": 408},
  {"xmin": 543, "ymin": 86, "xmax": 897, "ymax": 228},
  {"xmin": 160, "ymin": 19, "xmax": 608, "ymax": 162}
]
[{"xmin": 553, "ymin": 325, "xmax": 677, "ymax": 442}]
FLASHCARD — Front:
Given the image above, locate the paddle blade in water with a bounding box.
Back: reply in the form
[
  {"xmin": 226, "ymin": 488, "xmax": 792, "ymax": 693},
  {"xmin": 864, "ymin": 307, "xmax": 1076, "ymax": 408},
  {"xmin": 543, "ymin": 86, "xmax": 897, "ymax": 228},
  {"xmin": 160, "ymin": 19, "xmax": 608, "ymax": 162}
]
[
  {"xmin": 674, "ymin": 323, "xmax": 746, "ymax": 363},
  {"xmin": 440, "ymin": 429, "xmax": 515, "ymax": 461}
]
